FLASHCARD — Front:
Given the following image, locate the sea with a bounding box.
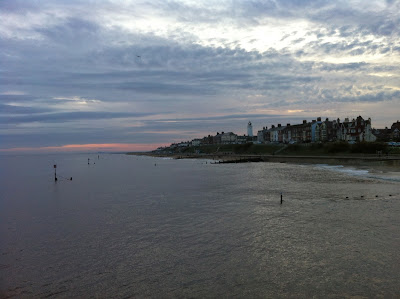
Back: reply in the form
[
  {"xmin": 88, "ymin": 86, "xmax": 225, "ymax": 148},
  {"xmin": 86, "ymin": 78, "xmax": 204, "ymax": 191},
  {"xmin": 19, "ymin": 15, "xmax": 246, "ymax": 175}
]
[{"xmin": 0, "ymin": 153, "xmax": 399, "ymax": 298}]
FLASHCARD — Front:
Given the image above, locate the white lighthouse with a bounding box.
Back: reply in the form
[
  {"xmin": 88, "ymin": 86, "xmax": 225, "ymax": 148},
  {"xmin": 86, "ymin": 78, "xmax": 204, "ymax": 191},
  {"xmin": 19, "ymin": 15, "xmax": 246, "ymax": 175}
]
[{"xmin": 247, "ymin": 121, "xmax": 253, "ymax": 137}]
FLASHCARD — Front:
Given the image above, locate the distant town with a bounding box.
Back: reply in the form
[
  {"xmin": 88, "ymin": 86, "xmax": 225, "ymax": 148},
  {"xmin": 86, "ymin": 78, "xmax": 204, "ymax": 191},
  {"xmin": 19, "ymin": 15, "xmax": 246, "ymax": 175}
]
[{"xmin": 156, "ymin": 116, "xmax": 400, "ymax": 152}]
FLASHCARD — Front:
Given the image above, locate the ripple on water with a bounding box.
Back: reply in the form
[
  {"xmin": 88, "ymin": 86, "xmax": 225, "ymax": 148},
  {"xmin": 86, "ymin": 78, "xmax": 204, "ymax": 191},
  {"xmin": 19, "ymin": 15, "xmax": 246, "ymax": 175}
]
[{"xmin": 0, "ymin": 154, "xmax": 399, "ymax": 297}]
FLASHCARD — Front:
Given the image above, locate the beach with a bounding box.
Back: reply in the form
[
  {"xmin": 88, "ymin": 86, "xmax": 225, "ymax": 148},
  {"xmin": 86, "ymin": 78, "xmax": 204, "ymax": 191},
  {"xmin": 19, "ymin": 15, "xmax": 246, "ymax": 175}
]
[{"xmin": 129, "ymin": 151, "xmax": 400, "ymax": 171}]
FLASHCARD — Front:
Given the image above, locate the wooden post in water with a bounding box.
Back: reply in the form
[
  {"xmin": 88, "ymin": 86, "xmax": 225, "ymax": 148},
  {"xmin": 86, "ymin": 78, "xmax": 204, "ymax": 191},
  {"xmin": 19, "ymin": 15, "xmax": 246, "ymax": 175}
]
[
  {"xmin": 280, "ymin": 192, "xmax": 283, "ymax": 204},
  {"xmin": 54, "ymin": 164, "xmax": 57, "ymax": 182}
]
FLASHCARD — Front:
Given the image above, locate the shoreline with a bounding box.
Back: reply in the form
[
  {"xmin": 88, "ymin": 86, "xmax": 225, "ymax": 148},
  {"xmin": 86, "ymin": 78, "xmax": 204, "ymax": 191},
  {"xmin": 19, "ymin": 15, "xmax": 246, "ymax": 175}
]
[{"xmin": 127, "ymin": 152, "xmax": 400, "ymax": 169}]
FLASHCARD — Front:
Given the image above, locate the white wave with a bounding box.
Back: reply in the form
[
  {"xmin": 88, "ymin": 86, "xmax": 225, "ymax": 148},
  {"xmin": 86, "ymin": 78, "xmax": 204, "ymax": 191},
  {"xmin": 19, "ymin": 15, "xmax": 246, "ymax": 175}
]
[
  {"xmin": 316, "ymin": 164, "xmax": 368, "ymax": 176},
  {"xmin": 315, "ymin": 164, "xmax": 400, "ymax": 182}
]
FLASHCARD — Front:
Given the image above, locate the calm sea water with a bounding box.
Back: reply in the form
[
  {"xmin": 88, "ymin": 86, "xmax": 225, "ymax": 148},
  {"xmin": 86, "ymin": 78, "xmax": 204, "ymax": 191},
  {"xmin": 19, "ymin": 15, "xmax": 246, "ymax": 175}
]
[{"xmin": 0, "ymin": 154, "xmax": 399, "ymax": 298}]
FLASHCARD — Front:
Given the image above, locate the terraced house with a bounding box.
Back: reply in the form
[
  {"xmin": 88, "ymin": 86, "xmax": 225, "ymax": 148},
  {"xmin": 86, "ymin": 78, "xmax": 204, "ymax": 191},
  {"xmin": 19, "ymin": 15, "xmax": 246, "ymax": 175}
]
[
  {"xmin": 337, "ymin": 116, "xmax": 376, "ymax": 142},
  {"xmin": 391, "ymin": 121, "xmax": 400, "ymax": 140},
  {"xmin": 257, "ymin": 116, "xmax": 376, "ymax": 144}
]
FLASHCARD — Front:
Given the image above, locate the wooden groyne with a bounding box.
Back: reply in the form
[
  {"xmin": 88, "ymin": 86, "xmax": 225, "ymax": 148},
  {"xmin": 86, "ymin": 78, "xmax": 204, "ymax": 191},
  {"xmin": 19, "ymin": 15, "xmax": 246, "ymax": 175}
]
[{"xmin": 212, "ymin": 157, "xmax": 263, "ymax": 164}]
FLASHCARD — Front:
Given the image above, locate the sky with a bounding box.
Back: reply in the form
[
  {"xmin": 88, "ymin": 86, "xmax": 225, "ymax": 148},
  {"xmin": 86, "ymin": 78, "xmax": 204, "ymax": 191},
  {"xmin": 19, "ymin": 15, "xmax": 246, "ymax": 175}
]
[{"xmin": 1, "ymin": 0, "xmax": 400, "ymax": 152}]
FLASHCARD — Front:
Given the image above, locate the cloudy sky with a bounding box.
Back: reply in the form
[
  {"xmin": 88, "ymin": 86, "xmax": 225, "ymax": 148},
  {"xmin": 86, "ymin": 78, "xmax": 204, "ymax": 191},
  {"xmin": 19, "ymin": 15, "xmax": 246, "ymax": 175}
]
[{"xmin": 1, "ymin": 0, "xmax": 399, "ymax": 152}]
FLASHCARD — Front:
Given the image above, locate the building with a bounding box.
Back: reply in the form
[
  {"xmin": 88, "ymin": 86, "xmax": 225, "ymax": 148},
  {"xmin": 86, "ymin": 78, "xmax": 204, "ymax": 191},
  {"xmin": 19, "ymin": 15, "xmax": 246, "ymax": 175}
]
[
  {"xmin": 167, "ymin": 115, "xmax": 386, "ymax": 151},
  {"xmin": 201, "ymin": 135, "xmax": 214, "ymax": 145},
  {"xmin": 276, "ymin": 124, "xmax": 286, "ymax": 142},
  {"xmin": 237, "ymin": 135, "xmax": 248, "ymax": 144},
  {"xmin": 191, "ymin": 139, "xmax": 202, "ymax": 146},
  {"xmin": 247, "ymin": 121, "xmax": 253, "ymax": 137},
  {"xmin": 287, "ymin": 123, "xmax": 301, "ymax": 143},
  {"xmin": 311, "ymin": 117, "xmax": 323, "ymax": 142},
  {"xmin": 269, "ymin": 125, "xmax": 278, "ymax": 142},
  {"xmin": 337, "ymin": 116, "xmax": 376, "ymax": 142},
  {"xmin": 282, "ymin": 124, "xmax": 292, "ymax": 143},
  {"xmin": 287, "ymin": 120, "xmax": 312, "ymax": 143},
  {"xmin": 221, "ymin": 132, "xmax": 237, "ymax": 144},
  {"xmin": 391, "ymin": 121, "xmax": 400, "ymax": 140},
  {"xmin": 322, "ymin": 118, "xmax": 339, "ymax": 142},
  {"xmin": 257, "ymin": 126, "xmax": 268, "ymax": 143},
  {"xmin": 213, "ymin": 132, "xmax": 222, "ymax": 144},
  {"xmin": 372, "ymin": 127, "xmax": 390, "ymax": 141}
]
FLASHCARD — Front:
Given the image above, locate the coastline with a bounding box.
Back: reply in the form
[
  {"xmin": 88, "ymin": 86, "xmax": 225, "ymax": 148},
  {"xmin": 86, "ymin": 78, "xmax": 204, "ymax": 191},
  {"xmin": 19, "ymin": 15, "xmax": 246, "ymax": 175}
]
[{"xmin": 127, "ymin": 152, "xmax": 400, "ymax": 170}]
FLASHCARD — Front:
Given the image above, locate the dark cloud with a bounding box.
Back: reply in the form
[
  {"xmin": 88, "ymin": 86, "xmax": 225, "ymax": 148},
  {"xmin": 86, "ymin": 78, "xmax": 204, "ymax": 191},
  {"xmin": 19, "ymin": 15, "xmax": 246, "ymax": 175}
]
[
  {"xmin": 35, "ymin": 17, "xmax": 100, "ymax": 45},
  {"xmin": 0, "ymin": 103, "xmax": 53, "ymax": 114},
  {"xmin": 321, "ymin": 90, "xmax": 400, "ymax": 103},
  {"xmin": 318, "ymin": 62, "xmax": 368, "ymax": 72},
  {"xmin": 291, "ymin": 38, "xmax": 305, "ymax": 44},
  {"xmin": 317, "ymin": 7, "xmax": 398, "ymax": 38},
  {"xmin": 155, "ymin": 113, "xmax": 283, "ymax": 122},
  {"xmin": 0, "ymin": 94, "xmax": 39, "ymax": 103},
  {"xmin": 0, "ymin": 111, "xmax": 156, "ymax": 124},
  {"xmin": 0, "ymin": 0, "xmax": 39, "ymax": 13},
  {"xmin": 303, "ymin": 38, "xmax": 394, "ymax": 57},
  {"xmin": 1, "ymin": 37, "xmax": 309, "ymax": 100},
  {"xmin": 340, "ymin": 91, "xmax": 400, "ymax": 103}
]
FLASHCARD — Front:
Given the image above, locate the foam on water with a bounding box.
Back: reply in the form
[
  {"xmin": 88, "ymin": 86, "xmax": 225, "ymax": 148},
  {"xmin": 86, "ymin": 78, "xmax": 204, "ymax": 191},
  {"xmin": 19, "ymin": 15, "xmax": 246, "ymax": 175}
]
[{"xmin": 315, "ymin": 163, "xmax": 400, "ymax": 182}]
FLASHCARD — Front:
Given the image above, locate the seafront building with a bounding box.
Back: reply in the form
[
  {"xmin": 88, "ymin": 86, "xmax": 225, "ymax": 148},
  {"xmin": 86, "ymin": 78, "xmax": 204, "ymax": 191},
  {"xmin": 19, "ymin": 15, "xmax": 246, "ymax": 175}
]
[
  {"xmin": 165, "ymin": 116, "xmax": 397, "ymax": 149},
  {"xmin": 392, "ymin": 121, "xmax": 400, "ymax": 139},
  {"xmin": 372, "ymin": 120, "xmax": 400, "ymax": 141},
  {"xmin": 337, "ymin": 116, "xmax": 376, "ymax": 142},
  {"xmin": 258, "ymin": 116, "xmax": 376, "ymax": 144}
]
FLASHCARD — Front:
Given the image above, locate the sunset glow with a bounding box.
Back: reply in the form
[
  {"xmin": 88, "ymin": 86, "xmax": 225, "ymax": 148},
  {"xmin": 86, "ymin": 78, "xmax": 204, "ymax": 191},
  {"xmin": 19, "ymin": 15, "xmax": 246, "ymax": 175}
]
[{"xmin": 0, "ymin": 143, "xmax": 168, "ymax": 153}]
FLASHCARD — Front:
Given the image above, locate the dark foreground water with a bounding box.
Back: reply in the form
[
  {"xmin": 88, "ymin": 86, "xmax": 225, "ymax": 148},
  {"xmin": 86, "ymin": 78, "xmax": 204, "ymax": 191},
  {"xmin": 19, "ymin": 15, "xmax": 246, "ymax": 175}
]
[{"xmin": 0, "ymin": 154, "xmax": 399, "ymax": 298}]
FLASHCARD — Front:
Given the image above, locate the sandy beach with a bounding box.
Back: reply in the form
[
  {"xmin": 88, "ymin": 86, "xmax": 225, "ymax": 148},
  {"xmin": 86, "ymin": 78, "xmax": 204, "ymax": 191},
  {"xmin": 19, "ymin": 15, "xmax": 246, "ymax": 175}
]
[{"xmin": 128, "ymin": 152, "xmax": 400, "ymax": 171}]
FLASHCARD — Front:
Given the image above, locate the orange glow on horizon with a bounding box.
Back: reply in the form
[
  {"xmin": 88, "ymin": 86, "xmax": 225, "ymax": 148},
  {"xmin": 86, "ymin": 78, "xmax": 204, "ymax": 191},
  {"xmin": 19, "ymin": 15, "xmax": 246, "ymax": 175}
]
[{"xmin": 0, "ymin": 143, "xmax": 169, "ymax": 153}]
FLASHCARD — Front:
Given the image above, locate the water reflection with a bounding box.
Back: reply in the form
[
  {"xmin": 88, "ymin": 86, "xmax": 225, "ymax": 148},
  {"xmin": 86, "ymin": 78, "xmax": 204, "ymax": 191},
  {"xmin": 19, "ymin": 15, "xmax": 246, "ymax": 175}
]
[{"xmin": 0, "ymin": 154, "xmax": 399, "ymax": 297}]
